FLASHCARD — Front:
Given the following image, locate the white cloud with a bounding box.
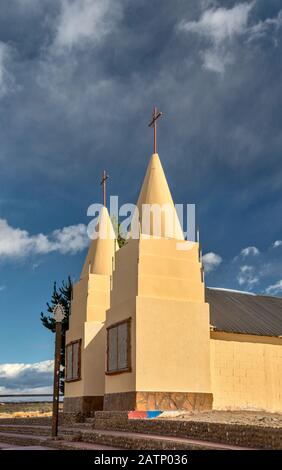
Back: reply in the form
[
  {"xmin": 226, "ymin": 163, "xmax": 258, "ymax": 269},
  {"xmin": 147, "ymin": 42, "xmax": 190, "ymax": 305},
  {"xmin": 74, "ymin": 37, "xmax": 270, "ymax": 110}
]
[
  {"xmin": 237, "ymin": 264, "xmax": 259, "ymax": 287},
  {"xmin": 180, "ymin": 3, "xmax": 253, "ymax": 43},
  {"xmin": 203, "ymin": 251, "xmax": 222, "ymax": 273},
  {"xmin": 0, "ymin": 360, "xmax": 53, "ymax": 393},
  {"xmin": 228, "ymin": 241, "xmax": 282, "ymax": 292},
  {"xmin": 51, "ymin": 223, "xmax": 89, "ymax": 254},
  {"xmin": 240, "ymin": 246, "xmax": 260, "ymax": 257},
  {"xmin": 265, "ymin": 280, "xmax": 282, "ymax": 296},
  {"xmin": 178, "ymin": 3, "xmax": 282, "ymax": 73},
  {"xmin": 54, "ymin": 0, "xmax": 122, "ymax": 51},
  {"xmin": 0, "ymin": 285, "xmax": 5, "ymax": 292},
  {"xmin": 0, "ymin": 218, "xmax": 89, "ymax": 260},
  {"xmin": 178, "ymin": 2, "xmax": 254, "ymax": 73}
]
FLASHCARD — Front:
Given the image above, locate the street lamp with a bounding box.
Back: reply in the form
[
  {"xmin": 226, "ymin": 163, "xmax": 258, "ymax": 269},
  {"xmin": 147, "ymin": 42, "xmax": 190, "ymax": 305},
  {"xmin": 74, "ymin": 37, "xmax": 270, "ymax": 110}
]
[{"xmin": 51, "ymin": 303, "xmax": 65, "ymax": 437}]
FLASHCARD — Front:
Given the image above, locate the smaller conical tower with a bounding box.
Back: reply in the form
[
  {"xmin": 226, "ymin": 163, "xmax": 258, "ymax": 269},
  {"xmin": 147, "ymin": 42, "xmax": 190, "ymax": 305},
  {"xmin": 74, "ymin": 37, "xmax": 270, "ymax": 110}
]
[
  {"xmin": 64, "ymin": 185, "xmax": 118, "ymax": 417},
  {"xmin": 81, "ymin": 206, "xmax": 118, "ymax": 278}
]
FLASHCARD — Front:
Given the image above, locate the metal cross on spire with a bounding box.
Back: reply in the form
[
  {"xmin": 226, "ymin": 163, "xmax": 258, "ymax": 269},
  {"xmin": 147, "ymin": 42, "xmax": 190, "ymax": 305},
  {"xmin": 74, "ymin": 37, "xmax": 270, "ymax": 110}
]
[
  {"xmin": 148, "ymin": 106, "xmax": 163, "ymax": 154},
  {"xmin": 100, "ymin": 170, "xmax": 109, "ymax": 207}
]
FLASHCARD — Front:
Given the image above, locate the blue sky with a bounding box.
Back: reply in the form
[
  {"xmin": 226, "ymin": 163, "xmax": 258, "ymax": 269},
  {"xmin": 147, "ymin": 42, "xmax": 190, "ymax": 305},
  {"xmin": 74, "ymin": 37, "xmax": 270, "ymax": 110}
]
[{"xmin": 0, "ymin": 0, "xmax": 282, "ymax": 392}]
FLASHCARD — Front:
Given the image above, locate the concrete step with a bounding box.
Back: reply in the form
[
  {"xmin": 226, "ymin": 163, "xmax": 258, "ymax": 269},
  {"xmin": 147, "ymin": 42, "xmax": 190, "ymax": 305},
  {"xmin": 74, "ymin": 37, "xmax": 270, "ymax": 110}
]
[
  {"xmin": 0, "ymin": 424, "xmax": 76, "ymax": 437},
  {"xmin": 45, "ymin": 439, "xmax": 121, "ymax": 451},
  {"xmin": 0, "ymin": 431, "xmax": 120, "ymax": 451},
  {"xmin": 0, "ymin": 425, "xmax": 51, "ymax": 436},
  {"xmin": 0, "ymin": 431, "xmax": 54, "ymax": 448}
]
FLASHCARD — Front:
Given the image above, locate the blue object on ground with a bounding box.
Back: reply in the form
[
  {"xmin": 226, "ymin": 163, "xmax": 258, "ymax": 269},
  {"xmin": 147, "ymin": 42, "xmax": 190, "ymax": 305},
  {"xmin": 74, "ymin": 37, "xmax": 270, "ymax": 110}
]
[{"xmin": 147, "ymin": 411, "xmax": 162, "ymax": 419}]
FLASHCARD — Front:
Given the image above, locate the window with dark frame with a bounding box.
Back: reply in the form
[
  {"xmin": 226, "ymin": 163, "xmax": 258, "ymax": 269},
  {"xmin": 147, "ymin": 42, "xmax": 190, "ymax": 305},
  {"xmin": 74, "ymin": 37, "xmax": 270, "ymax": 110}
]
[
  {"xmin": 106, "ymin": 318, "xmax": 131, "ymax": 374},
  {"xmin": 66, "ymin": 339, "xmax": 81, "ymax": 382}
]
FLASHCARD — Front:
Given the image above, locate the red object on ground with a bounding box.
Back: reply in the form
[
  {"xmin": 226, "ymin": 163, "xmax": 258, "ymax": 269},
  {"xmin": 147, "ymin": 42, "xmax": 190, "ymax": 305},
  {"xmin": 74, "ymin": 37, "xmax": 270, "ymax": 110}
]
[{"xmin": 128, "ymin": 411, "xmax": 148, "ymax": 419}]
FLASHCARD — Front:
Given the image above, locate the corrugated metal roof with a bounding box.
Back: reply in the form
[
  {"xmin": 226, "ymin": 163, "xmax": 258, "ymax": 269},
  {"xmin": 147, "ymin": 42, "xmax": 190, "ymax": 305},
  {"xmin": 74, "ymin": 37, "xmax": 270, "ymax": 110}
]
[{"xmin": 206, "ymin": 288, "xmax": 282, "ymax": 337}]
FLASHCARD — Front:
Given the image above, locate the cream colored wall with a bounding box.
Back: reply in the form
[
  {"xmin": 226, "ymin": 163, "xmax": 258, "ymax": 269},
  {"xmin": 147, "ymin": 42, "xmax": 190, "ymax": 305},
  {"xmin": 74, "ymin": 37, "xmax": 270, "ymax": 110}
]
[
  {"xmin": 138, "ymin": 238, "xmax": 204, "ymax": 302},
  {"xmin": 136, "ymin": 238, "xmax": 210, "ymax": 392},
  {"xmin": 69, "ymin": 278, "xmax": 88, "ymax": 329},
  {"xmin": 210, "ymin": 331, "xmax": 282, "ymax": 412},
  {"xmin": 105, "ymin": 236, "xmax": 210, "ymax": 396},
  {"xmin": 65, "ymin": 322, "xmax": 106, "ymax": 398},
  {"xmin": 65, "ymin": 272, "xmax": 112, "ymax": 399},
  {"xmin": 83, "ymin": 322, "xmax": 106, "ymax": 396},
  {"xmin": 110, "ymin": 239, "xmax": 139, "ymax": 307},
  {"xmin": 87, "ymin": 274, "xmax": 111, "ymax": 322},
  {"xmin": 104, "ymin": 240, "xmax": 139, "ymax": 395},
  {"xmin": 136, "ymin": 296, "xmax": 211, "ymax": 392}
]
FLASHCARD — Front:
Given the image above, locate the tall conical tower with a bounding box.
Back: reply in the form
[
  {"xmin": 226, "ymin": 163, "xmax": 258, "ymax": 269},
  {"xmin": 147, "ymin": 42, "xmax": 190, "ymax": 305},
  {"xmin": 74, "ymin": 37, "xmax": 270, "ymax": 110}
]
[
  {"xmin": 64, "ymin": 203, "xmax": 118, "ymax": 417},
  {"xmin": 104, "ymin": 148, "xmax": 212, "ymax": 411},
  {"xmin": 136, "ymin": 153, "xmax": 184, "ymax": 239}
]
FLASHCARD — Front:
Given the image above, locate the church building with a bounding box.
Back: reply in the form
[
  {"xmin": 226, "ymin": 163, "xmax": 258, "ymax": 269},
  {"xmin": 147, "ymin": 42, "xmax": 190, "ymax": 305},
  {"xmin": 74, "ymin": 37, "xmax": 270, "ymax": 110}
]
[{"xmin": 64, "ymin": 116, "xmax": 282, "ymax": 418}]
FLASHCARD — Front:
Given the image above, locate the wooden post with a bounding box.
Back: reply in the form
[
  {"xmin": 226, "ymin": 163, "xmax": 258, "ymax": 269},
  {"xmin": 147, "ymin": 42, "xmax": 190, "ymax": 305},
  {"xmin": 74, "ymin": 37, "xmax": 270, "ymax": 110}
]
[{"xmin": 51, "ymin": 321, "xmax": 62, "ymax": 437}]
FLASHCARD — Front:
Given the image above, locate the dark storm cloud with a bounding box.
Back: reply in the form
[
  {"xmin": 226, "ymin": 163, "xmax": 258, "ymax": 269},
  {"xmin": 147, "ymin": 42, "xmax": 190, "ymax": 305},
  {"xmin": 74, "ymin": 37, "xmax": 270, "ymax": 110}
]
[{"xmin": 0, "ymin": 0, "xmax": 281, "ymax": 292}]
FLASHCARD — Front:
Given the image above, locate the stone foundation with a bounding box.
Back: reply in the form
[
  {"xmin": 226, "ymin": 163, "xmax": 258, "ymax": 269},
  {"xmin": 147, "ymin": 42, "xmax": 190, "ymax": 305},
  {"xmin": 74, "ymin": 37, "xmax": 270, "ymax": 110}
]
[
  {"xmin": 92, "ymin": 411, "xmax": 282, "ymax": 449},
  {"xmin": 64, "ymin": 395, "xmax": 104, "ymax": 417},
  {"xmin": 103, "ymin": 391, "xmax": 213, "ymax": 411}
]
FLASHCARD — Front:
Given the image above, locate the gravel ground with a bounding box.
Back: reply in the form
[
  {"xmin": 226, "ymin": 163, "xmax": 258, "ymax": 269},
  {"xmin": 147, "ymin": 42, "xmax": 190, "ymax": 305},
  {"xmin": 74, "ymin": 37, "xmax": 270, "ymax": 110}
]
[
  {"xmin": 160, "ymin": 410, "xmax": 282, "ymax": 427},
  {"xmin": 0, "ymin": 402, "xmax": 63, "ymax": 419}
]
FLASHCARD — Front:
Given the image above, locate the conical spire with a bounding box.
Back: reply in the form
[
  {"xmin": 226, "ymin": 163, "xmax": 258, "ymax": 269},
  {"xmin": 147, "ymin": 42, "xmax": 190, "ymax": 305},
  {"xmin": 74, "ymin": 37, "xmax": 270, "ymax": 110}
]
[
  {"xmin": 81, "ymin": 206, "xmax": 118, "ymax": 278},
  {"xmin": 136, "ymin": 153, "xmax": 184, "ymax": 240}
]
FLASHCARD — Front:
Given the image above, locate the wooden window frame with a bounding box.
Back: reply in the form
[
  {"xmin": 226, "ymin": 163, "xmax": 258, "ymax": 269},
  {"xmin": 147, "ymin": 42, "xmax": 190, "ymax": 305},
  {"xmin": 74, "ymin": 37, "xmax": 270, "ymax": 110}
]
[
  {"xmin": 65, "ymin": 339, "xmax": 82, "ymax": 382},
  {"xmin": 106, "ymin": 318, "xmax": 132, "ymax": 375}
]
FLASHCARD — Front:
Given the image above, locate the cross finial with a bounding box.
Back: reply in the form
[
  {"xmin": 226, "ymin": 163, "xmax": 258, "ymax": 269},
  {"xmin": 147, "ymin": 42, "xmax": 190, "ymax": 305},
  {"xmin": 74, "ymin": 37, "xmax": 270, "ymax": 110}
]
[
  {"xmin": 148, "ymin": 107, "xmax": 163, "ymax": 154},
  {"xmin": 100, "ymin": 170, "xmax": 109, "ymax": 207}
]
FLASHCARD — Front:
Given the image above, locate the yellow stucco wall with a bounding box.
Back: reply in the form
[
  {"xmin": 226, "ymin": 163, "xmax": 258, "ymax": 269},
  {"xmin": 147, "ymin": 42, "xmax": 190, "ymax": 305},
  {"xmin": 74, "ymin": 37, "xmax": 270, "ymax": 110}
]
[
  {"xmin": 82, "ymin": 322, "xmax": 106, "ymax": 397},
  {"xmin": 210, "ymin": 331, "xmax": 282, "ymax": 412},
  {"xmin": 110, "ymin": 239, "xmax": 139, "ymax": 307},
  {"xmin": 65, "ymin": 322, "xmax": 106, "ymax": 398},
  {"xmin": 136, "ymin": 296, "xmax": 211, "ymax": 393},
  {"xmin": 137, "ymin": 239, "xmax": 204, "ymax": 302},
  {"xmin": 105, "ymin": 236, "xmax": 210, "ymax": 397}
]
